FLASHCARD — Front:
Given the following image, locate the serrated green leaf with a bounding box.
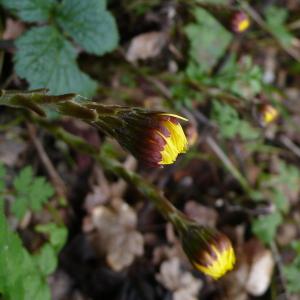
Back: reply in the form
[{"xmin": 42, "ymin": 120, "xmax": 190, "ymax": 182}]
[
  {"xmin": 265, "ymin": 6, "xmax": 294, "ymax": 47},
  {"xmin": 0, "ymin": 203, "xmax": 51, "ymax": 300},
  {"xmin": 0, "ymin": 0, "xmax": 56, "ymax": 22},
  {"xmin": 29, "ymin": 177, "xmax": 54, "ymax": 212},
  {"xmin": 252, "ymin": 211, "xmax": 282, "ymax": 244},
  {"xmin": 12, "ymin": 196, "xmax": 29, "ymax": 219},
  {"xmin": 56, "ymin": 0, "xmax": 119, "ymax": 55},
  {"xmin": 13, "ymin": 166, "xmax": 33, "ymax": 193},
  {"xmin": 34, "ymin": 244, "xmax": 57, "ymax": 276},
  {"xmin": 0, "ymin": 164, "xmax": 5, "ymax": 193},
  {"xmin": 211, "ymin": 100, "xmax": 259, "ymax": 140},
  {"xmin": 185, "ymin": 8, "xmax": 232, "ymax": 73},
  {"xmin": 283, "ymin": 240, "xmax": 300, "ymax": 294},
  {"xmin": 0, "ymin": 163, "xmax": 5, "ymax": 178},
  {"xmin": 12, "ymin": 165, "xmax": 54, "ymax": 219},
  {"xmin": 271, "ymin": 189, "xmax": 288, "ymax": 213},
  {"xmin": 36, "ymin": 223, "xmax": 67, "ymax": 253},
  {"xmin": 15, "ymin": 26, "xmax": 97, "ymax": 96},
  {"xmin": 283, "ymin": 264, "xmax": 300, "ymax": 293},
  {"xmin": 278, "ymin": 161, "xmax": 300, "ymax": 192},
  {"xmin": 216, "ymin": 55, "xmax": 263, "ymax": 98}
]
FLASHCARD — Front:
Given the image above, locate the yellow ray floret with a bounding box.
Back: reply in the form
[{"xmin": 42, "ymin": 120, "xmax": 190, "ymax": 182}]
[
  {"xmin": 157, "ymin": 117, "xmax": 188, "ymax": 165},
  {"xmin": 237, "ymin": 18, "xmax": 250, "ymax": 32},
  {"xmin": 194, "ymin": 246, "xmax": 236, "ymax": 280},
  {"xmin": 262, "ymin": 105, "xmax": 278, "ymax": 124}
]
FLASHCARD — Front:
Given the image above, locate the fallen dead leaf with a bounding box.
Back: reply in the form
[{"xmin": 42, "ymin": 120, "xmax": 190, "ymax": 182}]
[
  {"xmin": 0, "ymin": 134, "xmax": 27, "ymax": 166},
  {"xmin": 126, "ymin": 31, "xmax": 167, "ymax": 62},
  {"xmin": 156, "ymin": 257, "xmax": 202, "ymax": 300},
  {"xmin": 89, "ymin": 199, "xmax": 144, "ymax": 271},
  {"xmin": 245, "ymin": 245, "xmax": 274, "ymax": 296},
  {"xmin": 225, "ymin": 238, "xmax": 274, "ymax": 298},
  {"xmin": 184, "ymin": 201, "xmax": 218, "ymax": 227},
  {"xmin": 3, "ymin": 18, "xmax": 25, "ymax": 40}
]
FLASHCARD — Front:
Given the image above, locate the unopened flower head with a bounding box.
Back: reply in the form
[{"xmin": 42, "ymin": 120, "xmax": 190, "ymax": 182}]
[
  {"xmin": 179, "ymin": 224, "xmax": 235, "ymax": 280},
  {"xmin": 96, "ymin": 109, "xmax": 188, "ymax": 167},
  {"xmin": 256, "ymin": 103, "xmax": 279, "ymax": 127},
  {"xmin": 231, "ymin": 11, "xmax": 250, "ymax": 33}
]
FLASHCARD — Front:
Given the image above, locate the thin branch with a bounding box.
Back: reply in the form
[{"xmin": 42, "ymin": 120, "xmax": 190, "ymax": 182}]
[
  {"xmin": 26, "ymin": 123, "xmax": 67, "ymax": 202},
  {"xmin": 270, "ymin": 241, "xmax": 290, "ymax": 300},
  {"xmin": 206, "ymin": 135, "xmax": 253, "ymax": 194},
  {"xmin": 31, "ymin": 116, "xmax": 189, "ymax": 231}
]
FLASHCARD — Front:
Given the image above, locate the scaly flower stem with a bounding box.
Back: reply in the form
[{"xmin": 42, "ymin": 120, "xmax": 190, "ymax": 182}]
[
  {"xmin": 206, "ymin": 136, "xmax": 253, "ymax": 195},
  {"xmin": 33, "ymin": 116, "xmax": 189, "ymax": 232},
  {"xmin": 0, "ymin": 89, "xmax": 188, "ymax": 229}
]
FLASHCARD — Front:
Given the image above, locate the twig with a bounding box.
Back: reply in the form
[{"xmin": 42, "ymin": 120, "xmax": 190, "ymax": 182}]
[
  {"xmin": 270, "ymin": 241, "xmax": 290, "ymax": 300},
  {"xmin": 206, "ymin": 135, "xmax": 253, "ymax": 194},
  {"xmin": 279, "ymin": 135, "xmax": 300, "ymax": 159},
  {"xmin": 26, "ymin": 123, "xmax": 67, "ymax": 202},
  {"xmin": 31, "ymin": 116, "xmax": 189, "ymax": 231}
]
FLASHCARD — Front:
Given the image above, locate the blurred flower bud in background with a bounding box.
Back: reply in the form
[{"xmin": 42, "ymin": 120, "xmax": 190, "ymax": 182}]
[
  {"xmin": 255, "ymin": 103, "xmax": 279, "ymax": 127},
  {"xmin": 231, "ymin": 11, "xmax": 251, "ymax": 33}
]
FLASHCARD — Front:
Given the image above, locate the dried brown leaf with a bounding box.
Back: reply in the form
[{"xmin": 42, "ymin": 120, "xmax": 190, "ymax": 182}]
[
  {"xmin": 90, "ymin": 200, "xmax": 144, "ymax": 271},
  {"xmin": 156, "ymin": 257, "xmax": 202, "ymax": 300},
  {"xmin": 126, "ymin": 31, "xmax": 167, "ymax": 62}
]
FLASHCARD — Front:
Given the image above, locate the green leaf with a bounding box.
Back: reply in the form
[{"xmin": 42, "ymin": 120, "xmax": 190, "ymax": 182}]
[
  {"xmin": 13, "ymin": 166, "xmax": 33, "ymax": 195},
  {"xmin": 185, "ymin": 8, "xmax": 232, "ymax": 73},
  {"xmin": 29, "ymin": 177, "xmax": 54, "ymax": 211},
  {"xmin": 216, "ymin": 55, "xmax": 263, "ymax": 98},
  {"xmin": 282, "ymin": 241, "xmax": 300, "ymax": 293},
  {"xmin": 0, "ymin": 0, "xmax": 56, "ymax": 22},
  {"xmin": 56, "ymin": 0, "xmax": 119, "ymax": 55},
  {"xmin": 36, "ymin": 223, "xmax": 68, "ymax": 253},
  {"xmin": 277, "ymin": 161, "xmax": 300, "ymax": 192},
  {"xmin": 265, "ymin": 6, "xmax": 294, "ymax": 47},
  {"xmin": 12, "ymin": 165, "xmax": 54, "ymax": 219},
  {"xmin": 0, "ymin": 203, "xmax": 51, "ymax": 300},
  {"xmin": 283, "ymin": 264, "xmax": 300, "ymax": 294},
  {"xmin": 15, "ymin": 25, "xmax": 97, "ymax": 96},
  {"xmin": 252, "ymin": 211, "xmax": 282, "ymax": 244},
  {"xmin": 0, "ymin": 163, "xmax": 6, "ymax": 193},
  {"xmin": 211, "ymin": 100, "xmax": 259, "ymax": 140},
  {"xmin": 271, "ymin": 189, "xmax": 288, "ymax": 213},
  {"xmin": 34, "ymin": 244, "xmax": 57, "ymax": 276}
]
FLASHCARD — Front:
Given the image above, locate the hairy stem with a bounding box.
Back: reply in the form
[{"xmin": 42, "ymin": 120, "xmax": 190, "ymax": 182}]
[{"xmin": 32, "ymin": 116, "xmax": 188, "ymax": 231}]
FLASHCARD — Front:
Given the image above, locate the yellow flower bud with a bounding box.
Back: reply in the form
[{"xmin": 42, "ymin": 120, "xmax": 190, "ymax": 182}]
[
  {"xmin": 231, "ymin": 11, "xmax": 250, "ymax": 33},
  {"xmin": 95, "ymin": 110, "xmax": 188, "ymax": 167},
  {"xmin": 179, "ymin": 224, "xmax": 236, "ymax": 279},
  {"xmin": 256, "ymin": 104, "xmax": 279, "ymax": 127}
]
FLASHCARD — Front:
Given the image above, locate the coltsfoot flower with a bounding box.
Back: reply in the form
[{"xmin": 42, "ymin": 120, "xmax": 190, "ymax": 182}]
[
  {"xmin": 231, "ymin": 11, "xmax": 250, "ymax": 33},
  {"xmin": 95, "ymin": 109, "xmax": 188, "ymax": 167},
  {"xmin": 255, "ymin": 104, "xmax": 279, "ymax": 127},
  {"xmin": 179, "ymin": 224, "xmax": 236, "ymax": 280}
]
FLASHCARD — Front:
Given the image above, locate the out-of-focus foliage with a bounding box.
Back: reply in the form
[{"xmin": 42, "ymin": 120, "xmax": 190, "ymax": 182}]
[
  {"xmin": 0, "ymin": 0, "xmax": 56, "ymax": 22},
  {"xmin": 185, "ymin": 8, "xmax": 232, "ymax": 73},
  {"xmin": 0, "ymin": 203, "xmax": 52, "ymax": 300},
  {"xmin": 0, "ymin": 164, "xmax": 67, "ymax": 300},
  {"xmin": 0, "ymin": 0, "xmax": 300, "ymax": 298},
  {"xmin": 265, "ymin": 5, "xmax": 294, "ymax": 47},
  {"xmin": 252, "ymin": 161, "xmax": 300, "ymax": 244},
  {"xmin": 283, "ymin": 241, "xmax": 300, "ymax": 293},
  {"xmin": 11, "ymin": 165, "xmax": 54, "ymax": 219},
  {"xmin": 56, "ymin": 0, "xmax": 118, "ymax": 55},
  {"xmin": 211, "ymin": 100, "xmax": 259, "ymax": 140},
  {"xmin": 252, "ymin": 212, "xmax": 282, "ymax": 245},
  {"xmin": 0, "ymin": 0, "xmax": 119, "ymax": 96},
  {"xmin": 15, "ymin": 26, "xmax": 98, "ymax": 96}
]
